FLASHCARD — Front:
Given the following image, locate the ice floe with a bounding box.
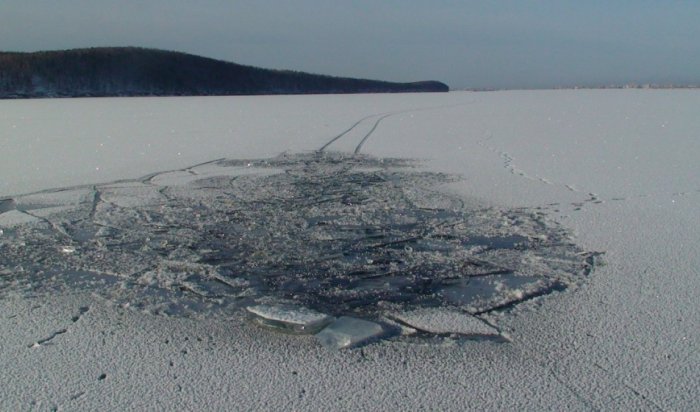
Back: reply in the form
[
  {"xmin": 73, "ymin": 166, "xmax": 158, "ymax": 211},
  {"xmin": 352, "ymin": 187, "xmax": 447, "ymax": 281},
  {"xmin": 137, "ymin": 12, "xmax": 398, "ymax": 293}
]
[
  {"xmin": 246, "ymin": 304, "xmax": 332, "ymax": 334},
  {"xmin": 315, "ymin": 316, "xmax": 384, "ymax": 350}
]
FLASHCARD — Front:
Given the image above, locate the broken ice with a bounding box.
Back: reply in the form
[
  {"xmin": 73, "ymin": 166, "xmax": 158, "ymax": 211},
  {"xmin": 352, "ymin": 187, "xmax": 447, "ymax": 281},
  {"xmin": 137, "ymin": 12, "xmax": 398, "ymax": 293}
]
[
  {"xmin": 315, "ymin": 316, "xmax": 384, "ymax": 350},
  {"xmin": 246, "ymin": 304, "xmax": 332, "ymax": 334},
  {"xmin": 0, "ymin": 153, "xmax": 594, "ymax": 347},
  {"xmin": 61, "ymin": 245, "xmax": 77, "ymax": 254}
]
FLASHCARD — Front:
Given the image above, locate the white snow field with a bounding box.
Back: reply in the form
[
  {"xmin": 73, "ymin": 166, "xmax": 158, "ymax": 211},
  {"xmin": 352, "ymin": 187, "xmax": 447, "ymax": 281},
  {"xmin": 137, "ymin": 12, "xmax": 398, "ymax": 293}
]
[{"xmin": 1, "ymin": 90, "xmax": 698, "ymax": 410}]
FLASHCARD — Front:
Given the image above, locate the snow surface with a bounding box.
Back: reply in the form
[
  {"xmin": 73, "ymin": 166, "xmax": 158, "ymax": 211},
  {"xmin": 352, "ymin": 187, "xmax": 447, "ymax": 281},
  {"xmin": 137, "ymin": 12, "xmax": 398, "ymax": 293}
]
[
  {"xmin": 389, "ymin": 307, "xmax": 502, "ymax": 338},
  {"xmin": 1, "ymin": 90, "xmax": 699, "ymax": 410},
  {"xmin": 0, "ymin": 209, "xmax": 41, "ymax": 228}
]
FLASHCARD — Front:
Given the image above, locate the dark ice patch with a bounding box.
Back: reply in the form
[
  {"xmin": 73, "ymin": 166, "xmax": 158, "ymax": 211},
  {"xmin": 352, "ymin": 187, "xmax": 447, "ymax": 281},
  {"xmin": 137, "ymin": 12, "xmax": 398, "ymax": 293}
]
[{"xmin": 0, "ymin": 153, "xmax": 596, "ymax": 328}]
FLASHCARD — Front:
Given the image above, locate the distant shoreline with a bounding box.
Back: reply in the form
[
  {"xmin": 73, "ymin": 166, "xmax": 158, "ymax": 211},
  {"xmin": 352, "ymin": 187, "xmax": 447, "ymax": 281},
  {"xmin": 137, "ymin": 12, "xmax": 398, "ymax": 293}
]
[
  {"xmin": 461, "ymin": 85, "xmax": 700, "ymax": 92},
  {"xmin": 2, "ymin": 87, "xmax": 697, "ymax": 100},
  {"xmin": 0, "ymin": 47, "xmax": 449, "ymax": 99}
]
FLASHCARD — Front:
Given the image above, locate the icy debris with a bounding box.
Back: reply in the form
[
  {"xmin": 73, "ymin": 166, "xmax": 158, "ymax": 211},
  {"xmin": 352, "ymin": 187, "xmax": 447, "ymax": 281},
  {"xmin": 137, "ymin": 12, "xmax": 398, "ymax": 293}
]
[
  {"xmin": 0, "ymin": 153, "xmax": 591, "ymax": 343},
  {"xmin": 0, "ymin": 210, "xmax": 41, "ymax": 228},
  {"xmin": 315, "ymin": 316, "xmax": 384, "ymax": 350},
  {"xmin": 246, "ymin": 304, "xmax": 332, "ymax": 334},
  {"xmin": 95, "ymin": 226, "xmax": 117, "ymax": 237},
  {"xmin": 60, "ymin": 246, "xmax": 77, "ymax": 254},
  {"xmin": 389, "ymin": 307, "xmax": 500, "ymax": 338}
]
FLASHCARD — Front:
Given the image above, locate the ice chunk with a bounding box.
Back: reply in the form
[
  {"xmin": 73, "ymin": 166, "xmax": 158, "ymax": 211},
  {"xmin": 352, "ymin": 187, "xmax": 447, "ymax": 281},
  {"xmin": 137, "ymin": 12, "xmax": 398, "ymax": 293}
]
[
  {"xmin": 315, "ymin": 316, "xmax": 384, "ymax": 350},
  {"xmin": 389, "ymin": 307, "xmax": 500, "ymax": 338},
  {"xmin": 0, "ymin": 210, "xmax": 41, "ymax": 228},
  {"xmin": 246, "ymin": 304, "xmax": 332, "ymax": 334}
]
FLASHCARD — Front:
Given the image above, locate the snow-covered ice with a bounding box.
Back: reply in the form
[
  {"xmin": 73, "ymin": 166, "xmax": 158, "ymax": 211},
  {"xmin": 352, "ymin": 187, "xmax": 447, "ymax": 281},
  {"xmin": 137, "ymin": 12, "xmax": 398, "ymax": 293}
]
[
  {"xmin": 0, "ymin": 209, "xmax": 41, "ymax": 228},
  {"xmin": 0, "ymin": 90, "xmax": 698, "ymax": 410},
  {"xmin": 389, "ymin": 307, "xmax": 503, "ymax": 339}
]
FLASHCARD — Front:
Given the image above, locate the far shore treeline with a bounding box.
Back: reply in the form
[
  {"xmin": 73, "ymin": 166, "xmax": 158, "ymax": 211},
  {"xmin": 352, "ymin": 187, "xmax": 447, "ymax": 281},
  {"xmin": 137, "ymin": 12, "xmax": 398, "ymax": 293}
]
[{"xmin": 0, "ymin": 47, "xmax": 449, "ymax": 98}]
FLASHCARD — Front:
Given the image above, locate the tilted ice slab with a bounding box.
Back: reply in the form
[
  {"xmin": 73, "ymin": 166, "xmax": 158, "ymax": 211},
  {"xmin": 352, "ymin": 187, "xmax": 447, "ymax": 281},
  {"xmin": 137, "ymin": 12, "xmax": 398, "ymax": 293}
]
[
  {"xmin": 315, "ymin": 316, "xmax": 384, "ymax": 350},
  {"xmin": 246, "ymin": 304, "xmax": 332, "ymax": 334}
]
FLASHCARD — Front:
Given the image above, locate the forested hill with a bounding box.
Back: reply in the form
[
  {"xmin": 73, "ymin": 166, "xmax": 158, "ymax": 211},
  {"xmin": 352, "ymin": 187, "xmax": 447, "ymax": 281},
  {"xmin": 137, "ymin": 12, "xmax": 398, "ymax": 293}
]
[{"xmin": 0, "ymin": 47, "xmax": 449, "ymax": 98}]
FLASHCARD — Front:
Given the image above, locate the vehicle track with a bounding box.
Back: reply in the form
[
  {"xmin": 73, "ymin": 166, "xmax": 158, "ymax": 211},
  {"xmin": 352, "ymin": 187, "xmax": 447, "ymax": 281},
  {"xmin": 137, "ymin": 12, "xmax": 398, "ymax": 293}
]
[
  {"xmin": 318, "ymin": 100, "xmax": 477, "ymax": 155},
  {"xmin": 354, "ymin": 114, "xmax": 392, "ymax": 154},
  {"xmin": 318, "ymin": 113, "xmax": 389, "ymax": 153}
]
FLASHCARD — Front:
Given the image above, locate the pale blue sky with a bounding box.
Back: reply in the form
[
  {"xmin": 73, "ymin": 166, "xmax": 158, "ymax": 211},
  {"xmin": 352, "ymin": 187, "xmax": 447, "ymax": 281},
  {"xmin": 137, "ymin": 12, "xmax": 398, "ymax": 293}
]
[{"xmin": 1, "ymin": 1, "xmax": 699, "ymax": 89}]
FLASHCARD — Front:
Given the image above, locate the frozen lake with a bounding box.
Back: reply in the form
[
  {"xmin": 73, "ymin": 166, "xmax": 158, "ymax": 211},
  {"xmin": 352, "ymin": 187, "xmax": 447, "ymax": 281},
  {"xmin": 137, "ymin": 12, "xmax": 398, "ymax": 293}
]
[{"xmin": 1, "ymin": 90, "xmax": 698, "ymax": 410}]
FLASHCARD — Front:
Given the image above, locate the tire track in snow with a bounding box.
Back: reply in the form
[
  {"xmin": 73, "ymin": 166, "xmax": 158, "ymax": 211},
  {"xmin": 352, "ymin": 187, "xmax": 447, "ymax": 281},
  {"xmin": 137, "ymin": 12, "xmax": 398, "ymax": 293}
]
[
  {"xmin": 319, "ymin": 100, "xmax": 478, "ymax": 154},
  {"xmin": 354, "ymin": 114, "xmax": 393, "ymax": 154},
  {"xmin": 318, "ymin": 113, "xmax": 389, "ymax": 153}
]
